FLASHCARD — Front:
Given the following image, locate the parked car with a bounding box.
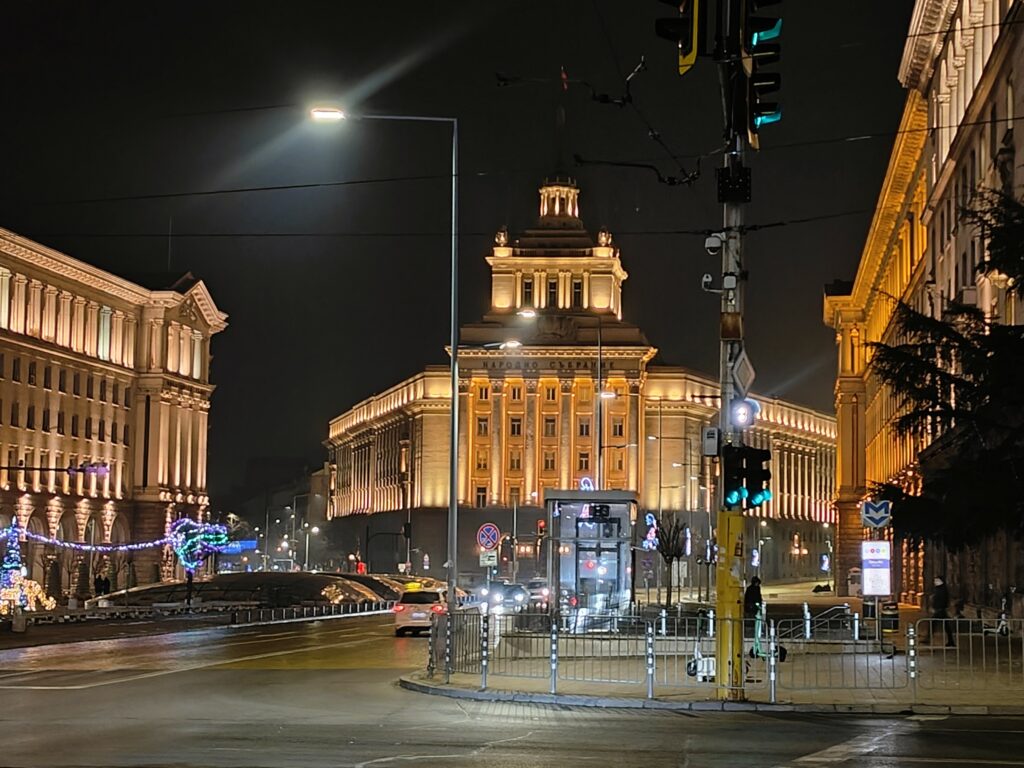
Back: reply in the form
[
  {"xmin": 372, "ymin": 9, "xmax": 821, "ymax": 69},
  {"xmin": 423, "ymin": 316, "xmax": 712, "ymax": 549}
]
[{"xmin": 393, "ymin": 586, "xmax": 446, "ymax": 636}]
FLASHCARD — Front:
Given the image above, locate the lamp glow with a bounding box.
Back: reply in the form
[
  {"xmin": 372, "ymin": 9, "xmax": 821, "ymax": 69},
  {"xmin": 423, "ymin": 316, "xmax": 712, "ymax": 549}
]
[{"xmin": 310, "ymin": 106, "xmax": 346, "ymax": 121}]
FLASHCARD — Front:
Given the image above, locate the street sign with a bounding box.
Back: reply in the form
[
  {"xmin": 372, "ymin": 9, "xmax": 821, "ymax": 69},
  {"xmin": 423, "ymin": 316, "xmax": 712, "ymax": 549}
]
[
  {"xmin": 861, "ymin": 541, "xmax": 892, "ymax": 596},
  {"xmin": 477, "ymin": 523, "xmax": 500, "ymax": 551},
  {"xmin": 860, "ymin": 499, "xmax": 892, "ymax": 528},
  {"xmin": 701, "ymin": 426, "xmax": 720, "ymax": 457},
  {"xmin": 732, "ymin": 348, "xmax": 756, "ymax": 398},
  {"xmin": 479, "ymin": 550, "xmax": 498, "ymax": 567}
]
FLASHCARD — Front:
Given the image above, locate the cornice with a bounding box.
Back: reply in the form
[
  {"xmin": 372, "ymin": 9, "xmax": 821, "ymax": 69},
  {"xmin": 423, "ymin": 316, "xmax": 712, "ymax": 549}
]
[{"xmin": 899, "ymin": 0, "xmax": 958, "ymax": 89}]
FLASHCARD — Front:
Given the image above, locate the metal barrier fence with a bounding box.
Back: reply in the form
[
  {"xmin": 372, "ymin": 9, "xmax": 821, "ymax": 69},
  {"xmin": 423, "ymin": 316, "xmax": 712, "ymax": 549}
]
[
  {"xmin": 230, "ymin": 601, "xmax": 394, "ymax": 626},
  {"xmin": 427, "ymin": 609, "xmax": 1024, "ymax": 704}
]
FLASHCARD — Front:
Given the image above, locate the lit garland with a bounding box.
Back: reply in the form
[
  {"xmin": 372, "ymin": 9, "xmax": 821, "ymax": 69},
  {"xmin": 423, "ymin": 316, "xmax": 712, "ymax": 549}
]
[
  {"xmin": 0, "ymin": 519, "xmax": 55, "ymax": 614},
  {"xmin": 0, "ymin": 518, "xmax": 229, "ymax": 575}
]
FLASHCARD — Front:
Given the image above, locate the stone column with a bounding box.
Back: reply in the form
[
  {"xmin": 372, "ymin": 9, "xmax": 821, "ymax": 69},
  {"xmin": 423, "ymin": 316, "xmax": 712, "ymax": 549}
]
[
  {"xmin": 57, "ymin": 290, "xmax": 73, "ymax": 347},
  {"xmin": 111, "ymin": 311, "xmax": 125, "ymax": 364},
  {"xmin": 628, "ymin": 380, "xmax": 641, "ymax": 491},
  {"xmin": 559, "ymin": 377, "xmax": 573, "ymax": 488},
  {"xmin": 490, "ymin": 379, "xmax": 504, "ymax": 504},
  {"xmin": 457, "ymin": 379, "xmax": 470, "ymax": 504},
  {"xmin": 26, "ymin": 279, "xmax": 43, "ymax": 337},
  {"xmin": 42, "ymin": 285, "xmax": 58, "ymax": 341},
  {"xmin": 524, "ymin": 378, "xmax": 538, "ymax": 496},
  {"xmin": 10, "ymin": 274, "xmax": 28, "ymax": 334}
]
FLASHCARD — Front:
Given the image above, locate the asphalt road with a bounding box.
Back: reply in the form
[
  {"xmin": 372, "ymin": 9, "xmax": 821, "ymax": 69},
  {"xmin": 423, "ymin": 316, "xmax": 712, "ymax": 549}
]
[{"xmin": 0, "ymin": 615, "xmax": 1021, "ymax": 767}]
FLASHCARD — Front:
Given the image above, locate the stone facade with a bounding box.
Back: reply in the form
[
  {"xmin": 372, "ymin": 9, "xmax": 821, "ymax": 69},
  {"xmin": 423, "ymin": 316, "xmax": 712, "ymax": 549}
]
[
  {"xmin": 825, "ymin": 0, "xmax": 1024, "ymax": 604},
  {"xmin": 0, "ymin": 228, "xmax": 227, "ymax": 595},
  {"xmin": 327, "ymin": 179, "xmax": 837, "ymax": 583}
]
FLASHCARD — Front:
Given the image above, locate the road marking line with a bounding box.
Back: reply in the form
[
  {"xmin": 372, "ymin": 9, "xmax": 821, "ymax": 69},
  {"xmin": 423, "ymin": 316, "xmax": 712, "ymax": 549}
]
[
  {"xmin": 893, "ymin": 759, "xmax": 1024, "ymax": 766},
  {"xmin": 774, "ymin": 725, "xmax": 903, "ymax": 766},
  {"xmin": 0, "ymin": 632, "xmax": 382, "ymax": 690}
]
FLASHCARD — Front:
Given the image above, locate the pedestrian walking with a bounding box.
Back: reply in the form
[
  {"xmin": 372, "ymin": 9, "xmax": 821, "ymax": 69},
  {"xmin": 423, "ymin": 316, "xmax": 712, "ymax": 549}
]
[
  {"xmin": 744, "ymin": 576, "xmax": 763, "ymax": 618},
  {"xmin": 100, "ymin": 575, "xmax": 111, "ymax": 595},
  {"xmin": 931, "ymin": 576, "xmax": 955, "ymax": 647},
  {"xmin": 93, "ymin": 574, "xmax": 103, "ymax": 596}
]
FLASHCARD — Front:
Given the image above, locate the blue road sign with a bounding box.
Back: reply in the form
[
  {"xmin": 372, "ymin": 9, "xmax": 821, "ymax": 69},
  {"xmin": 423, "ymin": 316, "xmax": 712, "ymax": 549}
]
[
  {"xmin": 477, "ymin": 523, "xmax": 500, "ymax": 551},
  {"xmin": 860, "ymin": 499, "xmax": 892, "ymax": 528}
]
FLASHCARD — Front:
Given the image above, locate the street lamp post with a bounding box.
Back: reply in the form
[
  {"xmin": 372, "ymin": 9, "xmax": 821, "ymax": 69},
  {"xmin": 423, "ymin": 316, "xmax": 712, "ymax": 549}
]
[
  {"xmin": 304, "ymin": 525, "xmax": 320, "ymax": 571},
  {"xmin": 312, "ymin": 106, "xmax": 459, "ymax": 610}
]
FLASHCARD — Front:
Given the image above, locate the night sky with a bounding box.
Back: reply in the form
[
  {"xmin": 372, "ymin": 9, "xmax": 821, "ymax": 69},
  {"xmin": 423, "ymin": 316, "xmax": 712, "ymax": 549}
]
[{"xmin": 0, "ymin": 2, "xmax": 913, "ymax": 499}]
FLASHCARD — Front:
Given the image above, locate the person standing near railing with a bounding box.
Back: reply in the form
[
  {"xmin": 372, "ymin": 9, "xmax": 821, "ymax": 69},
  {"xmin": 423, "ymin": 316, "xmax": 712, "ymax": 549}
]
[
  {"xmin": 743, "ymin": 576, "xmax": 762, "ymax": 619},
  {"xmin": 931, "ymin": 576, "xmax": 955, "ymax": 647}
]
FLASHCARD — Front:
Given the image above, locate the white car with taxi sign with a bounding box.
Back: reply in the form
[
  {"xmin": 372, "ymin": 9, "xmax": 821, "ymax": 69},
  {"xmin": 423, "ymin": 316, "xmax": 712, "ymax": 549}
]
[{"xmin": 393, "ymin": 584, "xmax": 446, "ymax": 636}]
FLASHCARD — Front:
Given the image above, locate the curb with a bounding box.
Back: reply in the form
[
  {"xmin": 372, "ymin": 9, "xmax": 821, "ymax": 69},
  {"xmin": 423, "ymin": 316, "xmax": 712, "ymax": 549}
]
[{"xmin": 398, "ymin": 676, "xmax": 1024, "ymax": 716}]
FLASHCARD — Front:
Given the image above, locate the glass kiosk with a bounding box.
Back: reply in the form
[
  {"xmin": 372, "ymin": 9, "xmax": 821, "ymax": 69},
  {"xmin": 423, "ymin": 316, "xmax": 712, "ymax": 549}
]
[{"xmin": 544, "ymin": 489, "xmax": 639, "ymax": 616}]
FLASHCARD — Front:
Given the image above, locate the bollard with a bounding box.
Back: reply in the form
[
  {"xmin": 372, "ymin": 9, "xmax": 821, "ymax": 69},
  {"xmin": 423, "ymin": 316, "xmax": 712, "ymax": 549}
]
[
  {"xmin": 549, "ymin": 620, "xmax": 559, "ymax": 695},
  {"xmin": 803, "ymin": 602, "xmax": 811, "ymax": 640},
  {"xmin": 768, "ymin": 620, "xmax": 777, "ymax": 705},
  {"xmin": 645, "ymin": 622, "xmax": 655, "ymax": 699},
  {"xmin": 659, "ymin": 608, "xmax": 667, "ymax": 637},
  {"xmin": 481, "ymin": 612, "xmax": 490, "ymax": 691},
  {"xmin": 444, "ymin": 614, "xmax": 453, "ymax": 684},
  {"xmin": 708, "ymin": 609, "xmax": 715, "ymax": 639},
  {"xmin": 853, "ymin": 612, "xmax": 860, "ymax": 641},
  {"xmin": 426, "ymin": 618, "xmax": 437, "ymax": 679},
  {"xmin": 907, "ymin": 624, "xmax": 917, "ymax": 700}
]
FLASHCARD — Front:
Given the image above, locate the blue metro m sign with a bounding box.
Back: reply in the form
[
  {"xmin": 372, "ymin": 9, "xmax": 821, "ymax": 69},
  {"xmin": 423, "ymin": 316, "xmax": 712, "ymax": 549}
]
[{"xmin": 860, "ymin": 499, "xmax": 892, "ymax": 529}]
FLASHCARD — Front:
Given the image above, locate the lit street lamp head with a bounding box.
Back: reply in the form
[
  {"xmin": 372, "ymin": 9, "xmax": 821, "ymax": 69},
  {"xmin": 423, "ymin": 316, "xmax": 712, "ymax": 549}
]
[
  {"xmin": 499, "ymin": 339, "xmax": 522, "ymax": 349},
  {"xmin": 310, "ymin": 106, "xmax": 346, "ymax": 121},
  {"xmin": 516, "ymin": 309, "xmax": 537, "ymax": 318},
  {"xmin": 599, "ymin": 390, "xmax": 617, "ymax": 400}
]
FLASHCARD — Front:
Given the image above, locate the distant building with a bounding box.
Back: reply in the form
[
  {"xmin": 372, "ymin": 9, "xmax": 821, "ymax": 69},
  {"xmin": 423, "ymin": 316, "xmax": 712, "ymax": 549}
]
[
  {"xmin": 0, "ymin": 228, "xmax": 227, "ymax": 592},
  {"xmin": 326, "ymin": 179, "xmax": 836, "ymax": 585},
  {"xmin": 825, "ymin": 0, "xmax": 1023, "ymax": 603}
]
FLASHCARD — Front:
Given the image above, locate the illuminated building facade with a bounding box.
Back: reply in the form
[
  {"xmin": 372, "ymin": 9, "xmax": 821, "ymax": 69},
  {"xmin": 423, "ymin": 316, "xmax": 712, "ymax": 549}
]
[
  {"xmin": 825, "ymin": 0, "xmax": 1023, "ymax": 603},
  {"xmin": 0, "ymin": 228, "xmax": 227, "ymax": 591},
  {"xmin": 327, "ymin": 179, "xmax": 836, "ymax": 583}
]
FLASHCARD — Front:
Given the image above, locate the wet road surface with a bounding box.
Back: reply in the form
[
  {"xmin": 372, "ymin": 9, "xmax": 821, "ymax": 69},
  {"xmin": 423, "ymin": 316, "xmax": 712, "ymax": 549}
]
[{"xmin": 0, "ymin": 614, "xmax": 1021, "ymax": 767}]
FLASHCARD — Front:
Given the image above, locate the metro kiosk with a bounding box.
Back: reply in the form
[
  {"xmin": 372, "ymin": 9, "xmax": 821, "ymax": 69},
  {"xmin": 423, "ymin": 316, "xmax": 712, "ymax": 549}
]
[{"xmin": 544, "ymin": 489, "xmax": 639, "ymax": 614}]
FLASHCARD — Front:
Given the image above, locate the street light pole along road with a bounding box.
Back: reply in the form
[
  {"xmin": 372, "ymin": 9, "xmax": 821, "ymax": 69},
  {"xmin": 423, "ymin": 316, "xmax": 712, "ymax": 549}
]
[{"xmin": 311, "ymin": 107, "xmax": 459, "ymax": 609}]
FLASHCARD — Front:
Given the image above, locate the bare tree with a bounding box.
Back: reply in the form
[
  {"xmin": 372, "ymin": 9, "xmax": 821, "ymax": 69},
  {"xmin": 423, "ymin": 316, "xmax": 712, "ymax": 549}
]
[{"xmin": 654, "ymin": 513, "xmax": 688, "ymax": 609}]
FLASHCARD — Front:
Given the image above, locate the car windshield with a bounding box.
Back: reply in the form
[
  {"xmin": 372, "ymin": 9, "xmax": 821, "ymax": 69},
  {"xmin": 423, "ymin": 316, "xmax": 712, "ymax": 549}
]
[
  {"xmin": 527, "ymin": 581, "xmax": 545, "ymax": 589},
  {"xmin": 400, "ymin": 591, "xmax": 443, "ymax": 605}
]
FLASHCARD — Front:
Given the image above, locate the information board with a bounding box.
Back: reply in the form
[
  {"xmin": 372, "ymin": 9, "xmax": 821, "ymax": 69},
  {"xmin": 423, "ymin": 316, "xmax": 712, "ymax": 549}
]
[{"xmin": 861, "ymin": 541, "xmax": 892, "ymax": 596}]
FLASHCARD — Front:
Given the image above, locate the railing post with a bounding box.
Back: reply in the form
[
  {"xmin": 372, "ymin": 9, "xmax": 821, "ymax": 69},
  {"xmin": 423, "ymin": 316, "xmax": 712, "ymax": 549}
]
[
  {"xmin": 659, "ymin": 608, "xmax": 667, "ymax": 637},
  {"xmin": 708, "ymin": 609, "xmax": 715, "ymax": 639},
  {"xmin": 853, "ymin": 612, "xmax": 860, "ymax": 641},
  {"xmin": 444, "ymin": 613, "xmax": 453, "ymax": 684},
  {"xmin": 907, "ymin": 623, "xmax": 917, "ymax": 702},
  {"xmin": 427, "ymin": 618, "xmax": 437, "ymax": 679},
  {"xmin": 768, "ymin": 620, "xmax": 777, "ymax": 705},
  {"xmin": 645, "ymin": 621, "xmax": 655, "ymax": 699},
  {"xmin": 803, "ymin": 602, "xmax": 811, "ymax": 640},
  {"xmin": 549, "ymin": 618, "xmax": 558, "ymax": 695},
  {"xmin": 480, "ymin": 612, "xmax": 490, "ymax": 691}
]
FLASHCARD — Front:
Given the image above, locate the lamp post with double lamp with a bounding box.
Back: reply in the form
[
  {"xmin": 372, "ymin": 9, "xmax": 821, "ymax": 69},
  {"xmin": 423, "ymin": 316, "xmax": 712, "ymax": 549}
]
[
  {"xmin": 311, "ymin": 106, "xmax": 459, "ymax": 610},
  {"xmin": 517, "ymin": 309, "xmax": 616, "ymax": 489}
]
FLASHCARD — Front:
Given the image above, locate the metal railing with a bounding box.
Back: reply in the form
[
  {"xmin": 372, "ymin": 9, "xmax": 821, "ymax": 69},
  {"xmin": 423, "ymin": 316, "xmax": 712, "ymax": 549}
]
[
  {"xmin": 229, "ymin": 601, "xmax": 395, "ymax": 627},
  {"xmin": 914, "ymin": 617, "xmax": 1024, "ymax": 693}
]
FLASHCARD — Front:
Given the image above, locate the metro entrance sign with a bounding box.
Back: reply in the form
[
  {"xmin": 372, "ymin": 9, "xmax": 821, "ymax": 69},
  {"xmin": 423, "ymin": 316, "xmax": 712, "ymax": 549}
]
[{"xmin": 861, "ymin": 540, "xmax": 892, "ymax": 596}]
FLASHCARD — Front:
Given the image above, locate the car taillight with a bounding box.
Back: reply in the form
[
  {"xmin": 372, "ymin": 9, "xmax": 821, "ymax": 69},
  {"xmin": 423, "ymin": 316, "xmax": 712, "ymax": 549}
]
[
  {"xmin": 393, "ymin": 604, "xmax": 406, "ymax": 612},
  {"xmin": 569, "ymin": 596, "xmax": 578, "ymax": 607},
  {"xmin": 430, "ymin": 604, "xmax": 446, "ymax": 614}
]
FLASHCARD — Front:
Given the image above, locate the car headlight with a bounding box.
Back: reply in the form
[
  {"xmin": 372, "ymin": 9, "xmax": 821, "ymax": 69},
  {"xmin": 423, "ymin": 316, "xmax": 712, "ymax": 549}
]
[
  {"xmin": 514, "ymin": 593, "xmax": 524, "ymax": 602},
  {"xmin": 492, "ymin": 593, "xmax": 503, "ymax": 603},
  {"xmin": 480, "ymin": 588, "xmax": 489, "ymax": 597},
  {"xmin": 541, "ymin": 587, "xmax": 550, "ymax": 597}
]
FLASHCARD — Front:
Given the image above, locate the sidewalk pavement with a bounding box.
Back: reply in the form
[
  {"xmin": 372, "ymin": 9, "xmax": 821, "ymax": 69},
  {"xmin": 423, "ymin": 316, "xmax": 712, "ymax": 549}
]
[{"xmin": 399, "ymin": 669, "xmax": 1024, "ymax": 716}]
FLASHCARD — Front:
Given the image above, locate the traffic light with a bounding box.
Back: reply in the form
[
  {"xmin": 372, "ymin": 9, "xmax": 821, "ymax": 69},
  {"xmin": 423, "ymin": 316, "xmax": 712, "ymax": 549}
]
[
  {"xmin": 722, "ymin": 445, "xmax": 745, "ymax": 509},
  {"xmin": 744, "ymin": 447, "xmax": 772, "ymax": 508},
  {"xmin": 401, "ymin": 522, "xmax": 411, "ymax": 539},
  {"xmin": 592, "ymin": 504, "xmax": 611, "ymax": 520},
  {"xmin": 655, "ymin": 0, "xmax": 706, "ymax": 77},
  {"xmin": 741, "ymin": 0, "xmax": 782, "ymax": 149},
  {"xmin": 536, "ymin": 519, "xmax": 546, "ymax": 538}
]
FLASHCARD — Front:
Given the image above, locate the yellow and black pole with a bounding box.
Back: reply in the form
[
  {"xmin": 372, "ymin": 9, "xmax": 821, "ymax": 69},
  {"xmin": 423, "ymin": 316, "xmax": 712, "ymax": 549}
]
[{"xmin": 715, "ymin": 509, "xmax": 745, "ymax": 700}]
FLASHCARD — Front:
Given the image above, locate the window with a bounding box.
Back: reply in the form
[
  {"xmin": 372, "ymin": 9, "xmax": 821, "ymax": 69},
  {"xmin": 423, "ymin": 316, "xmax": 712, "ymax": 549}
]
[
  {"xmin": 28, "ymin": 361, "xmax": 36, "ymax": 385},
  {"xmin": 615, "ymin": 451, "xmax": 625, "ymax": 471},
  {"xmin": 27, "ymin": 405, "xmax": 35, "ymax": 430},
  {"xmin": 85, "ymin": 417, "xmax": 93, "ymax": 439},
  {"xmin": 509, "ymin": 487, "xmax": 521, "ymax": 507},
  {"xmin": 543, "ymin": 417, "xmax": 557, "ymax": 437},
  {"xmin": 122, "ymin": 424, "xmax": 130, "ymax": 445},
  {"xmin": 0, "ymin": 352, "xmax": 4, "ymax": 379},
  {"xmin": 578, "ymin": 452, "xmax": 590, "ymax": 471},
  {"xmin": 12, "ymin": 358, "xmax": 20, "ymax": 383},
  {"xmin": 572, "ymin": 279, "xmax": 583, "ymax": 308},
  {"xmin": 43, "ymin": 366, "xmax": 52, "ymax": 389},
  {"xmin": 111, "ymin": 420, "xmax": 118, "ymax": 444},
  {"xmin": 509, "ymin": 450, "xmax": 522, "ymax": 471},
  {"xmin": 71, "ymin": 415, "xmax": 79, "ymax": 437},
  {"xmin": 0, "ymin": 398, "xmax": 3, "ymax": 425},
  {"xmin": 547, "ymin": 278, "xmax": 558, "ymax": 307},
  {"xmin": 543, "ymin": 451, "xmax": 556, "ymax": 471},
  {"xmin": 100, "ymin": 380, "xmax": 107, "ymax": 402},
  {"xmin": 476, "ymin": 417, "xmax": 489, "ymax": 436},
  {"xmin": 99, "ymin": 419, "xmax": 106, "ymax": 442},
  {"xmin": 58, "ymin": 369, "xmax": 67, "ymax": 393},
  {"xmin": 57, "ymin": 411, "xmax": 65, "ymax": 435},
  {"xmin": 612, "ymin": 417, "xmax": 624, "ymax": 438},
  {"xmin": 510, "ymin": 417, "xmax": 522, "ymax": 437},
  {"xmin": 477, "ymin": 385, "xmax": 489, "ymax": 400},
  {"xmin": 112, "ymin": 383, "xmax": 119, "ymax": 405},
  {"xmin": 510, "ymin": 386, "xmax": 522, "ymax": 402},
  {"xmin": 86, "ymin": 376, "xmax": 94, "ymax": 399},
  {"xmin": 579, "ymin": 387, "xmax": 591, "ymax": 404},
  {"xmin": 475, "ymin": 450, "xmax": 489, "ymax": 471},
  {"xmin": 123, "ymin": 387, "xmax": 131, "ymax": 407},
  {"xmin": 522, "ymin": 279, "xmax": 533, "ymax": 307},
  {"xmin": 42, "ymin": 409, "xmax": 51, "ymax": 432},
  {"xmin": 10, "ymin": 401, "xmax": 19, "ymax": 427},
  {"xmin": 578, "ymin": 417, "xmax": 590, "ymax": 437},
  {"xmin": 475, "ymin": 486, "xmax": 488, "ymax": 508},
  {"xmin": 545, "ymin": 386, "xmax": 556, "ymax": 402},
  {"xmin": 98, "ymin": 306, "xmax": 112, "ymax": 361},
  {"xmin": 73, "ymin": 373, "xmax": 81, "ymax": 396},
  {"xmin": 990, "ymin": 104, "xmax": 999, "ymax": 162}
]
